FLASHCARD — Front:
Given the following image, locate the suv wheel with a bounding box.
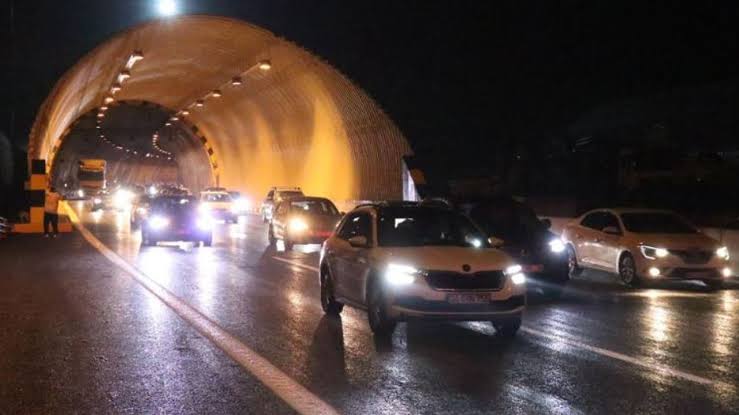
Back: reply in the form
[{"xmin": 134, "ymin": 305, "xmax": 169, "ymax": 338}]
[
  {"xmin": 619, "ymin": 252, "xmax": 641, "ymax": 287},
  {"xmin": 367, "ymin": 280, "xmax": 396, "ymax": 336},
  {"xmin": 320, "ymin": 269, "xmax": 344, "ymax": 315},
  {"xmin": 567, "ymin": 245, "xmax": 582, "ymax": 278},
  {"xmin": 493, "ymin": 316, "xmax": 522, "ymax": 337}
]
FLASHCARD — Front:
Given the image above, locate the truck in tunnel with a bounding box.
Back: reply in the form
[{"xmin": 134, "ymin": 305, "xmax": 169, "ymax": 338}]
[{"xmin": 77, "ymin": 159, "xmax": 107, "ymax": 195}]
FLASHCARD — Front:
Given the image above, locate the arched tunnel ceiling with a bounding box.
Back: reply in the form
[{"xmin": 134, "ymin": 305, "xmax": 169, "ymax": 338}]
[{"xmin": 29, "ymin": 15, "xmax": 411, "ymax": 202}]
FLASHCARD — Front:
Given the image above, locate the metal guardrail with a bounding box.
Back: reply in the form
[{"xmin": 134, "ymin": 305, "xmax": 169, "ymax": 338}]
[{"xmin": 0, "ymin": 216, "xmax": 10, "ymax": 239}]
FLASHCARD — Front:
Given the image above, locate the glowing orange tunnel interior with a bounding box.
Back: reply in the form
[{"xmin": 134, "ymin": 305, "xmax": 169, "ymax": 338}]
[{"xmin": 29, "ymin": 15, "xmax": 411, "ymax": 203}]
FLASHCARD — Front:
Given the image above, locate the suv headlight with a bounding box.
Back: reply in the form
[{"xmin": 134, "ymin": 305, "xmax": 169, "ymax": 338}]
[
  {"xmin": 148, "ymin": 215, "xmax": 170, "ymax": 230},
  {"xmin": 549, "ymin": 239, "xmax": 566, "ymax": 253},
  {"xmin": 385, "ymin": 263, "xmax": 424, "ymax": 286},
  {"xmin": 716, "ymin": 246, "xmax": 730, "ymax": 260},
  {"xmin": 505, "ymin": 264, "xmax": 526, "ymax": 285},
  {"xmin": 640, "ymin": 245, "xmax": 669, "ymax": 259}
]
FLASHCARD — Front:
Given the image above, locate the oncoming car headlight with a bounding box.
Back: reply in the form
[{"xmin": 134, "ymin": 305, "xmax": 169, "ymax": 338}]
[
  {"xmin": 197, "ymin": 214, "xmax": 214, "ymax": 230},
  {"xmin": 385, "ymin": 263, "xmax": 424, "ymax": 286},
  {"xmin": 640, "ymin": 245, "xmax": 669, "ymax": 259},
  {"xmin": 549, "ymin": 239, "xmax": 566, "ymax": 253},
  {"xmin": 148, "ymin": 215, "xmax": 170, "ymax": 230},
  {"xmin": 289, "ymin": 217, "xmax": 309, "ymax": 233},
  {"xmin": 93, "ymin": 198, "xmax": 102, "ymax": 204},
  {"xmin": 716, "ymin": 246, "xmax": 730, "ymax": 260},
  {"xmin": 505, "ymin": 264, "xmax": 526, "ymax": 285}
]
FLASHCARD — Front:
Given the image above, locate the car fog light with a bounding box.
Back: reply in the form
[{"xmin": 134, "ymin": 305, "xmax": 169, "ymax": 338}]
[{"xmin": 648, "ymin": 267, "xmax": 661, "ymax": 277}]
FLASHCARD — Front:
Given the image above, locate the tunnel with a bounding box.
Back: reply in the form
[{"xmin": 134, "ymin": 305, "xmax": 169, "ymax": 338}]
[{"xmin": 28, "ymin": 15, "xmax": 412, "ymax": 204}]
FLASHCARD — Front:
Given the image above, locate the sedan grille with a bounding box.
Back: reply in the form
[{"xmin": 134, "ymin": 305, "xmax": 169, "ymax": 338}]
[
  {"xmin": 425, "ymin": 270, "xmax": 505, "ymax": 290},
  {"xmin": 668, "ymin": 249, "xmax": 713, "ymax": 265}
]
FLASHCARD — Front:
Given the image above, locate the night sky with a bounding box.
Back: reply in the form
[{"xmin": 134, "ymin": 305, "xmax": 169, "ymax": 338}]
[{"xmin": 1, "ymin": 0, "xmax": 738, "ymax": 159}]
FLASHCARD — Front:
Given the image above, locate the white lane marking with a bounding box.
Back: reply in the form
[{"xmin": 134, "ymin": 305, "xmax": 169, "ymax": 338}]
[
  {"xmin": 63, "ymin": 203, "xmax": 339, "ymax": 415},
  {"xmin": 272, "ymin": 256, "xmax": 320, "ymax": 273},
  {"xmin": 521, "ymin": 326, "xmax": 722, "ymax": 388}
]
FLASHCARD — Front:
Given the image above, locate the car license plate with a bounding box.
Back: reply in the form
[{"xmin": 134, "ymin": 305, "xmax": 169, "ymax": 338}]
[
  {"xmin": 686, "ymin": 270, "xmax": 712, "ymax": 278},
  {"xmin": 447, "ymin": 293, "xmax": 490, "ymax": 304},
  {"xmin": 523, "ymin": 264, "xmax": 544, "ymax": 273}
]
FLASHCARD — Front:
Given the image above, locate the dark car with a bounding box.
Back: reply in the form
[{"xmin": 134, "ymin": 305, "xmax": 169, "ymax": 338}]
[
  {"xmin": 268, "ymin": 197, "xmax": 342, "ymax": 250},
  {"xmin": 141, "ymin": 196, "xmax": 213, "ymax": 247},
  {"xmin": 468, "ymin": 198, "xmax": 569, "ymax": 296}
]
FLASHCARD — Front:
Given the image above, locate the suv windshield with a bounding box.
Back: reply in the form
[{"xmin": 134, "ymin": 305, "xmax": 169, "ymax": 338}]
[
  {"xmin": 378, "ymin": 208, "xmax": 487, "ymax": 247},
  {"xmin": 276, "ymin": 191, "xmax": 303, "ymax": 200},
  {"xmin": 620, "ymin": 212, "xmax": 698, "ymax": 234},
  {"xmin": 291, "ymin": 200, "xmax": 338, "ymax": 215},
  {"xmin": 203, "ymin": 193, "xmax": 231, "ymax": 202},
  {"xmin": 469, "ymin": 200, "xmax": 546, "ymax": 242},
  {"xmin": 152, "ymin": 197, "xmax": 197, "ymax": 214}
]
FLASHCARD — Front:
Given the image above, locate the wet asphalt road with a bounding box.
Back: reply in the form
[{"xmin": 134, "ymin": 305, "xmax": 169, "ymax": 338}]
[{"xmin": 1, "ymin": 202, "xmax": 738, "ymax": 414}]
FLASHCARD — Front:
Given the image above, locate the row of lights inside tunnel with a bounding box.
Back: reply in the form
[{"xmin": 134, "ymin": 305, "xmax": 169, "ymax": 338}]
[
  {"xmin": 148, "ymin": 59, "xmax": 273, "ymax": 158},
  {"xmin": 95, "ymin": 50, "xmax": 174, "ymax": 162}
]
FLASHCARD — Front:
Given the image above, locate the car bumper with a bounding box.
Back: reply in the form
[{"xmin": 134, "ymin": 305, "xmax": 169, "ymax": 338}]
[
  {"xmin": 385, "ymin": 279, "xmax": 526, "ymax": 322},
  {"xmin": 147, "ymin": 229, "xmax": 211, "ymax": 242},
  {"xmin": 209, "ymin": 209, "xmax": 235, "ymax": 220},
  {"xmin": 634, "ymin": 257, "xmax": 732, "ymax": 281}
]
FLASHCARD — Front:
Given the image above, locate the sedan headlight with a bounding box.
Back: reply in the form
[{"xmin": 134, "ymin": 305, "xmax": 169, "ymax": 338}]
[
  {"xmin": 716, "ymin": 246, "xmax": 730, "ymax": 260},
  {"xmin": 148, "ymin": 215, "xmax": 170, "ymax": 230},
  {"xmin": 77, "ymin": 189, "xmax": 85, "ymax": 198},
  {"xmin": 549, "ymin": 239, "xmax": 566, "ymax": 254},
  {"xmin": 233, "ymin": 198, "xmax": 251, "ymax": 213},
  {"xmin": 197, "ymin": 214, "xmax": 214, "ymax": 230},
  {"xmin": 385, "ymin": 263, "xmax": 423, "ymax": 286},
  {"xmin": 505, "ymin": 264, "xmax": 526, "ymax": 285},
  {"xmin": 640, "ymin": 245, "xmax": 669, "ymax": 259},
  {"xmin": 289, "ymin": 217, "xmax": 309, "ymax": 233}
]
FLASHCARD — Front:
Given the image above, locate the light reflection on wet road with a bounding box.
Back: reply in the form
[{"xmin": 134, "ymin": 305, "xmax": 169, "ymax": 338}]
[{"xmin": 2, "ymin": 202, "xmax": 738, "ymax": 414}]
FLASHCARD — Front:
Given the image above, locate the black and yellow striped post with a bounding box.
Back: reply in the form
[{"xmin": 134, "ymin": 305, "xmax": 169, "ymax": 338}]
[{"xmin": 15, "ymin": 159, "xmax": 72, "ymax": 233}]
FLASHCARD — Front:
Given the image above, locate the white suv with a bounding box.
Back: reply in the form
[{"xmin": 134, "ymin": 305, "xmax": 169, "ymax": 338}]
[{"xmin": 319, "ymin": 202, "xmax": 527, "ymax": 337}]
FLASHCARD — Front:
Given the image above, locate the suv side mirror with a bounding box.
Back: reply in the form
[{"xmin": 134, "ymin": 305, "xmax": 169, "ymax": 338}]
[
  {"xmin": 348, "ymin": 235, "xmax": 368, "ymax": 248},
  {"xmin": 602, "ymin": 226, "xmax": 621, "ymax": 236},
  {"xmin": 488, "ymin": 236, "xmax": 505, "ymax": 248},
  {"xmin": 540, "ymin": 218, "xmax": 552, "ymax": 229}
]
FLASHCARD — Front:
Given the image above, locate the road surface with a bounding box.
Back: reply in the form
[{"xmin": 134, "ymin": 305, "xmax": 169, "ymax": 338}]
[{"xmin": 1, "ymin": 202, "xmax": 737, "ymax": 414}]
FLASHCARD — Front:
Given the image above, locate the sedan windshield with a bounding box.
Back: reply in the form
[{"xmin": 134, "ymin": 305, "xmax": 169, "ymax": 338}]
[
  {"xmin": 378, "ymin": 208, "xmax": 487, "ymax": 247},
  {"xmin": 290, "ymin": 200, "xmax": 338, "ymax": 215},
  {"xmin": 620, "ymin": 212, "xmax": 698, "ymax": 234}
]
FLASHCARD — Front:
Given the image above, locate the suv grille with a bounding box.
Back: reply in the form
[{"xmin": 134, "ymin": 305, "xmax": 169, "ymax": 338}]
[
  {"xmin": 669, "ymin": 249, "xmax": 713, "ymax": 265},
  {"xmin": 425, "ymin": 270, "xmax": 505, "ymax": 290}
]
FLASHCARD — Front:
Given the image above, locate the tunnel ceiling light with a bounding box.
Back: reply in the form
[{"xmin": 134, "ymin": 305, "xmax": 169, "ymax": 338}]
[
  {"xmin": 157, "ymin": 0, "xmax": 177, "ymax": 16},
  {"xmin": 118, "ymin": 70, "xmax": 131, "ymax": 83},
  {"xmin": 211, "ymin": 89, "xmax": 222, "ymax": 98},
  {"xmin": 170, "ymin": 116, "xmax": 179, "ymax": 121},
  {"xmin": 258, "ymin": 60, "xmax": 272, "ymax": 71},
  {"xmin": 195, "ymin": 99, "xmax": 204, "ymax": 107},
  {"xmin": 97, "ymin": 112, "xmax": 105, "ymax": 118},
  {"xmin": 100, "ymin": 106, "xmax": 109, "ymax": 111},
  {"xmin": 181, "ymin": 110, "xmax": 190, "ymax": 116},
  {"xmin": 111, "ymin": 83, "xmax": 122, "ymax": 94},
  {"xmin": 231, "ymin": 76, "xmax": 242, "ymax": 86},
  {"xmin": 104, "ymin": 96, "xmax": 115, "ymax": 104},
  {"xmin": 96, "ymin": 125, "xmax": 101, "ymax": 129},
  {"xmin": 126, "ymin": 51, "xmax": 144, "ymax": 69},
  {"xmin": 165, "ymin": 122, "xmax": 171, "ymax": 126}
]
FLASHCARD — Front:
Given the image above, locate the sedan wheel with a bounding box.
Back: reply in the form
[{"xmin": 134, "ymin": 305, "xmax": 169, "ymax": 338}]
[
  {"xmin": 493, "ymin": 316, "xmax": 522, "ymax": 337},
  {"xmin": 619, "ymin": 253, "xmax": 640, "ymax": 287},
  {"xmin": 567, "ymin": 245, "xmax": 582, "ymax": 278}
]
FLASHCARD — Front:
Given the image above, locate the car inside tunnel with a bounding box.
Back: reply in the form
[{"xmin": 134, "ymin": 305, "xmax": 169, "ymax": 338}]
[
  {"xmin": 52, "ymin": 101, "xmax": 213, "ymax": 193},
  {"xmin": 29, "ymin": 15, "xmax": 412, "ymax": 205}
]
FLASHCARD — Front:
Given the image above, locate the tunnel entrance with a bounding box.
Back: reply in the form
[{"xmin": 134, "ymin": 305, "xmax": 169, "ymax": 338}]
[
  {"xmin": 52, "ymin": 101, "xmax": 213, "ymax": 193},
  {"xmin": 29, "ymin": 15, "xmax": 411, "ymax": 206}
]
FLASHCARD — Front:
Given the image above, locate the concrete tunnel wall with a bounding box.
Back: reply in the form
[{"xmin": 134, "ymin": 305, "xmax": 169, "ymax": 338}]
[{"xmin": 28, "ymin": 15, "xmax": 412, "ymax": 203}]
